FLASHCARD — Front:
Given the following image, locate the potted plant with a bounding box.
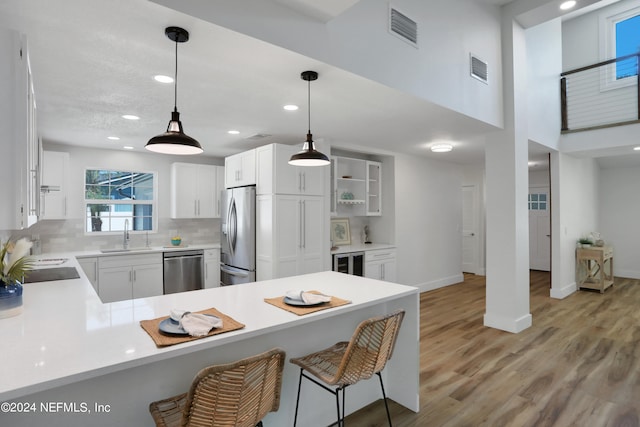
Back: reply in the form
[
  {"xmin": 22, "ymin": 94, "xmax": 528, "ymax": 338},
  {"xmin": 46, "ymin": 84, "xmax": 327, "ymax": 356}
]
[
  {"xmin": 0, "ymin": 238, "xmax": 33, "ymax": 318},
  {"xmin": 577, "ymin": 237, "xmax": 593, "ymax": 248}
]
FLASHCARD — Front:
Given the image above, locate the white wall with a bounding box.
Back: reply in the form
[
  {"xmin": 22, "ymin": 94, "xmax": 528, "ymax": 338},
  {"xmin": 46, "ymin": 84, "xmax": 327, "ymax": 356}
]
[
  {"xmin": 526, "ymin": 19, "xmax": 562, "ymax": 150},
  {"xmin": 550, "ymin": 153, "xmax": 600, "ymax": 298},
  {"xmin": 599, "ymin": 166, "xmax": 640, "ymax": 278},
  {"xmin": 151, "ymin": 0, "xmax": 504, "ymax": 129},
  {"xmin": 395, "ymin": 154, "xmax": 463, "ymax": 291}
]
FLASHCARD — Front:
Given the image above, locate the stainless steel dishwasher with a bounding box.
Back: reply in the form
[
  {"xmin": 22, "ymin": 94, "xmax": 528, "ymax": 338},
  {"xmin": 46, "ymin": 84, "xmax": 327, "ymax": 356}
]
[{"xmin": 163, "ymin": 250, "xmax": 204, "ymax": 294}]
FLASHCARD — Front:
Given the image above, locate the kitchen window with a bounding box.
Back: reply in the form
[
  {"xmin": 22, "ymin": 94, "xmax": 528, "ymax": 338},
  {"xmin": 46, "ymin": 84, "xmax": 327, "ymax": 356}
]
[{"xmin": 84, "ymin": 169, "xmax": 156, "ymax": 233}]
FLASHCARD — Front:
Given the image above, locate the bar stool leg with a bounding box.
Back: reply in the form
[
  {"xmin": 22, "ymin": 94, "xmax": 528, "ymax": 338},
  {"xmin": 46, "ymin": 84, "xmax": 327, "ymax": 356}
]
[
  {"xmin": 293, "ymin": 368, "xmax": 304, "ymax": 427},
  {"xmin": 377, "ymin": 372, "xmax": 393, "ymax": 427}
]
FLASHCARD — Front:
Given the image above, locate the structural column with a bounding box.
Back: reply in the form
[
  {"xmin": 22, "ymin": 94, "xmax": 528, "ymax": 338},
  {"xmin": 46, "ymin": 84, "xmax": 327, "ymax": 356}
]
[{"xmin": 483, "ymin": 16, "xmax": 532, "ymax": 333}]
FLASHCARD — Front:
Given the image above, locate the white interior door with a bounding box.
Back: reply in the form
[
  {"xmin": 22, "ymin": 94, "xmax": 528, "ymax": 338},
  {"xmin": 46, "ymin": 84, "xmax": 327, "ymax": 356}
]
[
  {"xmin": 462, "ymin": 185, "xmax": 479, "ymax": 274},
  {"xmin": 528, "ymin": 186, "xmax": 550, "ymax": 271}
]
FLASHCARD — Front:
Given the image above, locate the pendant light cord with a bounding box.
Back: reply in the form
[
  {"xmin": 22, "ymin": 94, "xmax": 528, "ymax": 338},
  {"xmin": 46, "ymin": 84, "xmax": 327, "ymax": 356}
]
[
  {"xmin": 307, "ymin": 77, "xmax": 311, "ymax": 134},
  {"xmin": 173, "ymin": 38, "xmax": 178, "ymax": 112}
]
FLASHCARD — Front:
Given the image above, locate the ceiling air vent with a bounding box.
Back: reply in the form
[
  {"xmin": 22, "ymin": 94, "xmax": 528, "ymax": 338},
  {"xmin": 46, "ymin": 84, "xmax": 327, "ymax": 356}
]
[
  {"xmin": 470, "ymin": 54, "xmax": 488, "ymax": 84},
  {"xmin": 389, "ymin": 6, "xmax": 418, "ymax": 47}
]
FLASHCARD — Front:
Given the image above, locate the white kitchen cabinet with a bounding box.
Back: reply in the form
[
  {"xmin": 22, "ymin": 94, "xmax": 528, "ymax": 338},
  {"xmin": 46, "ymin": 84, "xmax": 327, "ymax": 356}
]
[
  {"xmin": 0, "ymin": 29, "xmax": 39, "ymax": 230},
  {"xmin": 225, "ymin": 149, "xmax": 256, "ymax": 188},
  {"xmin": 331, "ymin": 156, "xmax": 383, "ymax": 217},
  {"xmin": 204, "ymin": 248, "xmax": 220, "ymax": 289},
  {"xmin": 364, "ymin": 248, "xmax": 397, "ymax": 282},
  {"xmin": 215, "ymin": 166, "xmax": 225, "ymax": 217},
  {"xmin": 77, "ymin": 256, "xmax": 98, "ymax": 293},
  {"xmin": 256, "ymin": 143, "xmax": 324, "ymax": 196},
  {"xmin": 366, "ymin": 161, "xmax": 382, "ymax": 216},
  {"xmin": 97, "ymin": 253, "xmax": 163, "ymax": 303},
  {"xmin": 40, "ymin": 151, "xmax": 69, "ymax": 219},
  {"xmin": 257, "ymin": 194, "xmax": 325, "ymax": 280},
  {"xmin": 171, "ymin": 163, "xmax": 221, "ymax": 219}
]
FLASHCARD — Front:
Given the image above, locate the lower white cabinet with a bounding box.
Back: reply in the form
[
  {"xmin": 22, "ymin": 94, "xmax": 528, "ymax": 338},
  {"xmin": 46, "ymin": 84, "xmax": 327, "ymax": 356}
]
[
  {"xmin": 98, "ymin": 253, "xmax": 163, "ymax": 303},
  {"xmin": 77, "ymin": 257, "xmax": 98, "ymax": 293},
  {"xmin": 364, "ymin": 248, "xmax": 397, "ymax": 282},
  {"xmin": 204, "ymin": 249, "xmax": 220, "ymax": 288},
  {"xmin": 257, "ymin": 194, "xmax": 325, "ymax": 280}
]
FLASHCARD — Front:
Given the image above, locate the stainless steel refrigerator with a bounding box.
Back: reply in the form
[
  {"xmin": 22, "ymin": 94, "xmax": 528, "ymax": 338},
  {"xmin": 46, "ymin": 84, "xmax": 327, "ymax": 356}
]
[{"xmin": 220, "ymin": 186, "xmax": 256, "ymax": 286}]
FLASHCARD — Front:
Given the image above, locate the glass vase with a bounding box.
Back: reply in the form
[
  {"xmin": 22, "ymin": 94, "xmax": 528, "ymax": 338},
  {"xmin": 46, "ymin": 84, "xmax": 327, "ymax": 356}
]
[{"xmin": 0, "ymin": 280, "xmax": 23, "ymax": 318}]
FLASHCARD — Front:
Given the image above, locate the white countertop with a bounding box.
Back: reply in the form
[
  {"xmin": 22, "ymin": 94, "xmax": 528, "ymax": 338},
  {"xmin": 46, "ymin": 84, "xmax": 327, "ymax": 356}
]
[
  {"xmin": 331, "ymin": 242, "xmax": 396, "ymax": 254},
  {"xmin": 72, "ymin": 242, "xmax": 220, "ymax": 258},
  {"xmin": 0, "ymin": 256, "xmax": 417, "ymax": 401}
]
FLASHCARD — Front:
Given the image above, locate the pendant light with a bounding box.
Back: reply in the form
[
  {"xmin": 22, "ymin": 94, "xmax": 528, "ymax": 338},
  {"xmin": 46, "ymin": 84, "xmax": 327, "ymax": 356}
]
[
  {"xmin": 288, "ymin": 70, "xmax": 330, "ymax": 166},
  {"xmin": 146, "ymin": 26, "xmax": 203, "ymax": 155}
]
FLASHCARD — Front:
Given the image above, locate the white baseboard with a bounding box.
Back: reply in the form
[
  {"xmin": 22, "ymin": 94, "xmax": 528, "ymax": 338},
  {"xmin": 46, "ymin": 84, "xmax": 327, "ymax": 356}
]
[
  {"xmin": 550, "ymin": 281, "xmax": 577, "ymax": 299},
  {"xmin": 615, "ymin": 270, "xmax": 640, "ymax": 280},
  {"xmin": 483, "ymin": 312, "xmax": 532, "ymax": 333},
  {"xmin": 415, "ymin": 273, "xmax": 464, "ymax": 293}
]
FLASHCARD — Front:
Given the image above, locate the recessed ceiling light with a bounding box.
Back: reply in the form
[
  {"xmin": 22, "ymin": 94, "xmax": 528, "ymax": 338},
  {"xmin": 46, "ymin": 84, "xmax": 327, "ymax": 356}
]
[
  {"xmin": 228, "ymin": 130, "xmax": 240, "ymax": 135},
  {"xmin": 283, "ymin": 104, "xmax": 299, "ymax": 111},
  {"xmin": 560, "ymin": 1, "xmax": 576, "ymax": 10},
  {"xmin": 153, "ymin": 75, "xmax": 174, "ymax": 83},
  {"xmin": 123, "ymin": 146, "xmax": 134, "ymax": 150},
  {"xmin": 634, "ymin": 146, "xmax": 640, "ymax": 151},
  {"xmin": 107, "ymin": 136, "xmax": 120, "ymax": 141},
  {"xmin": 122, "ymin": 115, "xmax": 140, "ymax": 120},
  {"xmin": 431, "ymin": 144, "xmax": 453, "ymax": 153}
]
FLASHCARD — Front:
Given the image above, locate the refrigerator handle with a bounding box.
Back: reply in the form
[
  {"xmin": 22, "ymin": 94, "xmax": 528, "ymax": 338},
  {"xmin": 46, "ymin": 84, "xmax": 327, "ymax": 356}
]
[
  {"xmin": 226, "ymin": 197, "xmax": 235, "ymax": 258},
  {"xmin": 230, "ymin": 198, "xmax": 238, "ymax": 256}
]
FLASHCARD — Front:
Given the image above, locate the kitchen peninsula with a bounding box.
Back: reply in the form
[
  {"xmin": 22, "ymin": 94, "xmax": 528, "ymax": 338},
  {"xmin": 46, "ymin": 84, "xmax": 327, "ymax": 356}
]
[{"xmin": 0, "ymin": 256, "xmax": 419, "ymax": 426}]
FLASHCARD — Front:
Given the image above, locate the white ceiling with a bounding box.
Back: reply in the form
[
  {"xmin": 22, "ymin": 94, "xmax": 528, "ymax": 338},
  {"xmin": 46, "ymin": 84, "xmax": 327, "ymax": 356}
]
[{"xmin": 0, "ymin": 0, "xmax": 628, "ymax": 170}]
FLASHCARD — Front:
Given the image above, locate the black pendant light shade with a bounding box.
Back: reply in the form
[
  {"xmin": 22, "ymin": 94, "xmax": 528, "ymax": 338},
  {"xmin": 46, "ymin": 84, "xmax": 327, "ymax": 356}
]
[
  {"xmin": 146, "ymin": 26, "xmax": 203, "ymax": 155},
  {"xmin": 289, "ymin": 70, "xmax": 330, "ymax": 166}
]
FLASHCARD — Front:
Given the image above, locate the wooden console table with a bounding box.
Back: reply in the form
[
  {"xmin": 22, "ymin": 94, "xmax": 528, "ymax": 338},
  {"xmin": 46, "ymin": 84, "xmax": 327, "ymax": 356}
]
[{"xmin": 576, "ymin": 245, "xmax": 614, "ymax": 293}]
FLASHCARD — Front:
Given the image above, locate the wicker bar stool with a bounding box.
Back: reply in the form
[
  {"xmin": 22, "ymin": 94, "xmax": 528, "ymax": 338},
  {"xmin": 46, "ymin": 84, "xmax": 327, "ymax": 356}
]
[
  {"xmin": 149, "ymin": 348, "xmax": 285, "ymax": 427},
  {"xmin": 290, "ymin": 310, "xmax": 405, "ymax": 427}
]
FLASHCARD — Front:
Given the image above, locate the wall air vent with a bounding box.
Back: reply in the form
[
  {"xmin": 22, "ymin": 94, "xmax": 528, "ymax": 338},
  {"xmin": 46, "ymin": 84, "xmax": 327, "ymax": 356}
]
[
  {"xmin": 389, "ymin": 6, "xmax": 418, "ymax": 47},
  {"xmin": 470, "ymin": 54, "xmax": 488, "ymax": 84}
]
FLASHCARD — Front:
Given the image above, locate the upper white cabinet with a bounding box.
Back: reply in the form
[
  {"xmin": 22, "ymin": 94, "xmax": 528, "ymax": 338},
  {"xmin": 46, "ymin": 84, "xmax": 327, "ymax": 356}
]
[
  {"xmin": 331, "ymin": 156, "xmax": 382, "ymax": 217},
  {"xmin": 225, "ymin": 149, "xmax": 256, "ymax": 188},
  {"xmin": 0, "ymin": 29, "xmax": 39, "ymax": 230},
  {"xmin": 41, "ymin": 151, "xmax": 69, "ymax": 219},
  {"xmin": 256, "ymin": 144, "xmax": 324, "ymax": 196},
  {"xmin": 366, "ymin": 161, "xmax": 382, "ymax": 216},
  {"xmin": 171, "ymin": 163, "xmax": 222, "ymax": 219}
]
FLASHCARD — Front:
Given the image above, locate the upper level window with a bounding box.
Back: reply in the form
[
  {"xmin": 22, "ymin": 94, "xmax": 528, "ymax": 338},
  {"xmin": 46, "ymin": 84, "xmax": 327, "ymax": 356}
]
[
  {"xmin": 614, "ymin": 13, "xmax": 640, "ymax": 79},
  {"xmin": 85, "ymin": 169, "xmax": 156, "ymax": 233},
  {"xmin": 601, "ymin": 3, "xmax": 640, "ymax": 83}
]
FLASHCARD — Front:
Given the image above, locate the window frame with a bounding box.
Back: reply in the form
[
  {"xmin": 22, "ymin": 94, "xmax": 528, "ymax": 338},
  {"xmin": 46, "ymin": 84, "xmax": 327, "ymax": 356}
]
[{"xmin": 83, "ymin": 168, "xmax": 158, "ymax": 235}]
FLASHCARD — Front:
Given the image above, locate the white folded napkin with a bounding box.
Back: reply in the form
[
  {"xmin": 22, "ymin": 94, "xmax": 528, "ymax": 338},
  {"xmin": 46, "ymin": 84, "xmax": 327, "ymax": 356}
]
[
  {"xmin": 285, "ymin": 290, "xmax": 332, "ymax": 304},
  {"xmin": 179, "ymin": 313, "xmax": 223, "ymax": 337}
]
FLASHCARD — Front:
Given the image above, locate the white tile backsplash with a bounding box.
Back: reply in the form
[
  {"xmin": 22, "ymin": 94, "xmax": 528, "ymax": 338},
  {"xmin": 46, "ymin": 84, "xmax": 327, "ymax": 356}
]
[{"xmin": 4, "ymin": 218, "xmax": 220, "ymax": 253}]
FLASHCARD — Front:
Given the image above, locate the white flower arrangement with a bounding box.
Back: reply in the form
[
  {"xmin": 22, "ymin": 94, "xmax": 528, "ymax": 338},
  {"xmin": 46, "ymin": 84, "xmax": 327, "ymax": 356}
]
[{"xmin": 0, "ymin": 238, "xmax": 33, "ymax": 286}]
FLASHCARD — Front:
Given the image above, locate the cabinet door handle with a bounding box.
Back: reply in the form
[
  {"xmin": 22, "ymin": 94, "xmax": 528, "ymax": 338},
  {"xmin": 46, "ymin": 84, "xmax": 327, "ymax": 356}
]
[
  {"xmin": 64, "ymin": 197, "xmax": 67, "ymax": 216},
  {"xmin": 298, "ymin": 172, "xmax": 302, "ymax": 191},
  {"xmin": 302, "ymin": 172, "xmax": 306, "ymax": 191},
  {"xmin": 299, "ymin": 201, "xmax": 303, "ymax": 248},
  {"xmin": 302, "ymin": 200, "xmax": 306, "ymax": 248},
  {"xmin": 198, "ymin": 200, "xmax": 201, "ymax": 216},
  {"xmin": 133, "ymin": 270, "xmax": 137, "ymax": 282},
  {"xmin": 382, "ymin": 264, "xmax": 385, "ymax": 279},
  {"xmin": 194, "ymin": 200, "xmax": 198, "ymax": 216}
]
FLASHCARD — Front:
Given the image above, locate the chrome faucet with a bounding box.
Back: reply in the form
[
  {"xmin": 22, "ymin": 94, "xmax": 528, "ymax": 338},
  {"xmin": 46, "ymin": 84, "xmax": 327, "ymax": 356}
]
[{"xmin": 123, "ymin": 219, "xmax": 130, "ymax": 249}]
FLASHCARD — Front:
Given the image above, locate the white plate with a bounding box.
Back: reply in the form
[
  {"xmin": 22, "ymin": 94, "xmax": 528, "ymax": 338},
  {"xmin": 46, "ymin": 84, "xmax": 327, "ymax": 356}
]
[
  {"xmin": 283, "ymin": 296, "xmax": 327, "ymax": 307},
  {"xmin": 158, "ymin": 314, "xmax": 220, "ymax": 335}
]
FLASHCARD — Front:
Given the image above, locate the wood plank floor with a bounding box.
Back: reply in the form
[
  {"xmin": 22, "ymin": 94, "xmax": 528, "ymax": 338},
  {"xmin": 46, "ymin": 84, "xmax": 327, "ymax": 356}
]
[{"xmin": 344, "ymin": 271, "xmax": 640, "ymax": 427}]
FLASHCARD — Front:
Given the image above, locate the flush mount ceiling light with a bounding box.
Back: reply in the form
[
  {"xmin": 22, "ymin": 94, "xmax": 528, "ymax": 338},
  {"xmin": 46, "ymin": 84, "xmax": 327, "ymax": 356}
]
[
  {"xmin": 634, "ymin": 146, "xmax": 640, "ymax": 151},
  {"xmin": 122, "ymin": 114, "xmax": 140, "ymax": 120},
  {"xmin": 288, "ymin": 71, "xmax": 330, "ymax": 167},
  {"xmin": 153, "ymin": 75, "xmax": 173, "ymax": 83},
  {"xmin": 146, "ymin": 26, "xmax": 203, "ymax": 155},
  {"xmin": 560, "ymin": 0, "xmax": 576, "ymax": 10},
  {"xmin": 283, "ymin": 104, "xmax": 299, "ymax": 111},
  {"xmin": 228, "ymin": 130, "xmax": 240, "ymax": 135},
  {"xmin": 430, "ymin": 143, "xmax": 453, "ymax": 153},
  {"xmin": 107, "ymin": 136, "xmax": 120, "ymax": 141}
]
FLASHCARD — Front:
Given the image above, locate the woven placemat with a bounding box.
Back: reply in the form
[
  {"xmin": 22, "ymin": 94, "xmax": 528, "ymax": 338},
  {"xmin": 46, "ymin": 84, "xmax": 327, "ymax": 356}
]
[
  {"xmin": 140, "ymin": 307, "xmax": 245, "ymax": 347},
  {"xmin": 264, "ymin": 291, "xmax": 351, "ymax": 316}
]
